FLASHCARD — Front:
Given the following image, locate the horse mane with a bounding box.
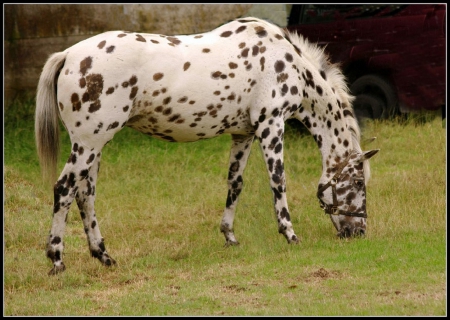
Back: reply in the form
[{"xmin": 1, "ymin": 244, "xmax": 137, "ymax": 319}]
[{"xmin": 281, "ymin": 28, "xmax": 372, "ymax": 182}]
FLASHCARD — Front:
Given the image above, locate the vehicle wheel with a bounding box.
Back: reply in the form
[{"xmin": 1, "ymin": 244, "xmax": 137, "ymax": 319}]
[
  {"xmin": 350, "ymin": 74, "xmax": 398, "ymax": 120},
  {"xmin": 352, "ymin": 94, "xmax": 384, "ymax": 124}
]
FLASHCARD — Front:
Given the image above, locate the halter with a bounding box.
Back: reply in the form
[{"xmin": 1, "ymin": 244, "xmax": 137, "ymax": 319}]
[{"xmin": 316, "ymin": 151, "xmax": 368, "ymax": 218}]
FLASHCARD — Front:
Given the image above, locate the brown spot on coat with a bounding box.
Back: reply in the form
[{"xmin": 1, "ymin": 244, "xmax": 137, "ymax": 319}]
[
  {"xmin": 129, "ymin": 75, "xmax": 138, "ymax": 86},
  {"xmin": 136, "ymin": 34, "xmax": 146, "ymax": 42},
  {"xmin": 277, "ymin": 73, "xmax": 289, "ymax": 83},
  {"xmin": 183, "ymin": 62, "xmax": 191, "ymax": 71},
  {"xmin": 129, "ymin": 86, "xmax": 138, "ymax": 99},
  {"xmin": 254, "ymin": 26, "xmax": 267, "ymax": 37},
  {"xmin": 80, "ymin": 57, "xmax": 93, "ymax": 76},
  {"xmin": 275, "ymin": 34, "xmax": 284, "ymax": 40},
  {"xmin": 107, "ymin": 121, "xmax": 119, "ymax": 131},
  {"xmin": 82, "ymin": 92, "xmax": 90, "ymax": 103},
  {"xmin": 71, "ymin": 93, "xmax": 81, "ymax": 112},
  {"xmin": 163, "ymin": 97, "xmax": 171, "ymax": 105},
  {"xmin": 252, "ymin": 45, "xmax": 259, "ymax": 56},
  {"xmin": 153, "ymin": 73, "xmax": 164, "ymax": 81},
  {"xmin": 316, "ymin": 85, "xmax": 323, "ymax": 96},
  {"xmin": 97, "ymin": 40, "xmax": 106, "ymax": 49},
  {"xmin": 227, "ymin": 93, "xmax": 236, "ymax": 101},
  {"xmin": 167, "ymin": 37, "xmax": 181, "ymax": 45},
  {"xmin": 85, "ymin": 74, "xmax": 104, "ymax": 101},
  {"xmin": 235, "ymin": 26, "xmax": 246, "ymax": 33},
  {"xmin": 281, "ymin": 84, "xmax": 288, "ymax": 96},
  {"xmin": 212, "ymin": 71, "xmax": 223, "ymax": 79},
  {"xmin": 220, "ymin": 31, "xmax": 232, "ymax": 37},
  {"xmin": 86, "ymin": 154, "xmax": 95, "ymax": 164},
  {"xmin": 88, "ymin": 100, "xmax": 101, "ymax": 113},
  {"xmin": 79, "ymin": 78, "xmax": 86, "ymax": 88},
  {"xmin": 285, "ymin": 53, "xmax": 293, "ymax": 62},
  {"xmin": 274, "ymin": 60, "xmax": 285, "ymax": 73},
  {"xmin": 260, "ymin": 57, "xmax": 265, "ymax": 71},
  {"xmin": 168, "ymin": 114, "xmax": 181, "ymax": 122},
  {"xmin": 290, "ymin": 86, "xmax": 298, "ymax": 95}
]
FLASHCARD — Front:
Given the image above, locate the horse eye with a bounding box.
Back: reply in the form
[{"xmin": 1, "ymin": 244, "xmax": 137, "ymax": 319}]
[{"xmin": 353, "ymin": 178, "xmax": 364, "ymax": 189}]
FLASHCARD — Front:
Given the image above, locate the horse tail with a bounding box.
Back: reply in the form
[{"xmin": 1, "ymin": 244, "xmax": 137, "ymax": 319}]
[{"xmin": 35, "ymin": 51, "xmax": 67, "ymax": 184}]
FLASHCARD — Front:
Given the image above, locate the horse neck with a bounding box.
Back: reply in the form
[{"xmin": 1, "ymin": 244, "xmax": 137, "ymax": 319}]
[
  {"xmin": 297, "ymin": 101, "xmax": 356, "ymax": 183},
  {"xmin": 320, "ymin": 128, "xmax": 353, "ymax": 181}
]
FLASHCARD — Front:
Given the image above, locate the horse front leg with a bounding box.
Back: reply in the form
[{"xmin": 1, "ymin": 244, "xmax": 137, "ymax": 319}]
[
  {"xmin": 256, "ymin": 120, "xmax": 299, "ymax": 244},
  {"xmin": 220, "ymin": 134, "xmax": 254, "ymax": 246},
  {"xmin": 75, "ymin": 152, "xmax": 116, "ymax": 267}
]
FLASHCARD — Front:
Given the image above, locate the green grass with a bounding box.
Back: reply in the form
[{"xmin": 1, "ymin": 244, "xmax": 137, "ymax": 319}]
[{"xmin": 3, "ymin": 99, "xmax": 446, "ymax": 316}]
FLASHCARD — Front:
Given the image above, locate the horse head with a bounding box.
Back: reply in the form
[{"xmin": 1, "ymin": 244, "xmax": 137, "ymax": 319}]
[{"xmin": 317, "ymin": 149, "xmax": 379, "ymax": 238}]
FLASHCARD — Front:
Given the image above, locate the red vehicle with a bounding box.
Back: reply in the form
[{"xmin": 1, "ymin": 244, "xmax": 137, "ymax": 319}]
[{"xmin": 287, "ymin": 4, "xmax": 446, "ymax": 121}]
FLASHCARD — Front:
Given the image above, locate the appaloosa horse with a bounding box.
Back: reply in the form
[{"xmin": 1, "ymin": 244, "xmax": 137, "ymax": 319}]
[{"xmin": 35, "ymin": 17, "xmax": 379, "ymax": 275}]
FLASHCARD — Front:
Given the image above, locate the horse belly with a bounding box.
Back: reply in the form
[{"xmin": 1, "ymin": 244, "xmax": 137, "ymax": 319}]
[{"xmin": 126, "ymin": 92, "xmax": 254, "ymax": 142}]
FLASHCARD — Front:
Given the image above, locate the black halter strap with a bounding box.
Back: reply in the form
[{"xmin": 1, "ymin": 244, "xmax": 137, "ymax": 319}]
[{"xmin": 317, "ymin": 151, "xmax": 367, "ymax": 218}]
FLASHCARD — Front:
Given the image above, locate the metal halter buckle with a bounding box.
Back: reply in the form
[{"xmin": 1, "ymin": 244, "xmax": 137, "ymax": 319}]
[{"xmin": 330, "ymin": 206, "xmax": 339, "ymax": 215}]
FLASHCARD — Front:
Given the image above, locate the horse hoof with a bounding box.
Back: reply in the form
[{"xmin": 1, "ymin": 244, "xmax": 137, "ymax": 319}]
[
  {"xmin": 48, "ymin": 262, "xmax": 66, "ymax": 276},
  {"xmin": 105, "ymin": 258, "xmax": 117, "ymax": 266},
  {"xmin": 288, "ymin": 235, "xmax": 300, "ymax": 244},
  {"xmin": 101, "ymin": 255, "xmax": 117, "ymax": 267},
  {"xmin": 224, "ymin": 240, "xmax": 240, "ymax": 247}
]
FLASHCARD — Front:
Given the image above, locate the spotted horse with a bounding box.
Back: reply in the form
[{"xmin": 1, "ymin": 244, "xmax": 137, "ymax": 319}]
[{"xmin": 35, "ymin": 17, "xmax": 379, "ymax": 275}]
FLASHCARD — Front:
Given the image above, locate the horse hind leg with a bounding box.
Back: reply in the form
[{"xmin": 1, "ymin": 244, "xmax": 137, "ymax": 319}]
[
  {"xmin": 220, "ymin": 134, "xmax": 254, "ymax": 246},
  {"xmin": 46, "ymin": 143, "xmax": 106, "ymax": 275},
  {"xmin": 75, "ymin": 152, "xmax": 116, "ymax": 267}
]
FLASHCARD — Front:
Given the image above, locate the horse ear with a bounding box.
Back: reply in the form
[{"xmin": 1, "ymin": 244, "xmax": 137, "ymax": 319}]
[
  {"xmin": 360, "ymin": 149, "xmax": 379, "ymax": 161},
  {"xmin": 362, "ymin": 137, "xmax": 377, "ymax": 145}
]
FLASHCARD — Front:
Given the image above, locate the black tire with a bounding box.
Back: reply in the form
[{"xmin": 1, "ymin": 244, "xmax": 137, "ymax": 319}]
[
  {"xmin": 350, "ymin": 74, "xmax": 398, "ymax": 120},
  {"xmin": 352, "ymin": 94, "xmax": 384, "ymax": 125}
]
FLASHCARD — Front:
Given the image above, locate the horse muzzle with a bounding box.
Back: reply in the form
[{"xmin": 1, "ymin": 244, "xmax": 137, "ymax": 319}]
[{"xmin": 337, "ymin": 225, "xmax": 366, "ymax": 238}]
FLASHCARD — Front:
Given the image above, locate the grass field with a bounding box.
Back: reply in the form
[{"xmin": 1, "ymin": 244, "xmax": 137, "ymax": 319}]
[{"xmin": 3, "ymin": 99, "xmax": 446, "ymax": 316}]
